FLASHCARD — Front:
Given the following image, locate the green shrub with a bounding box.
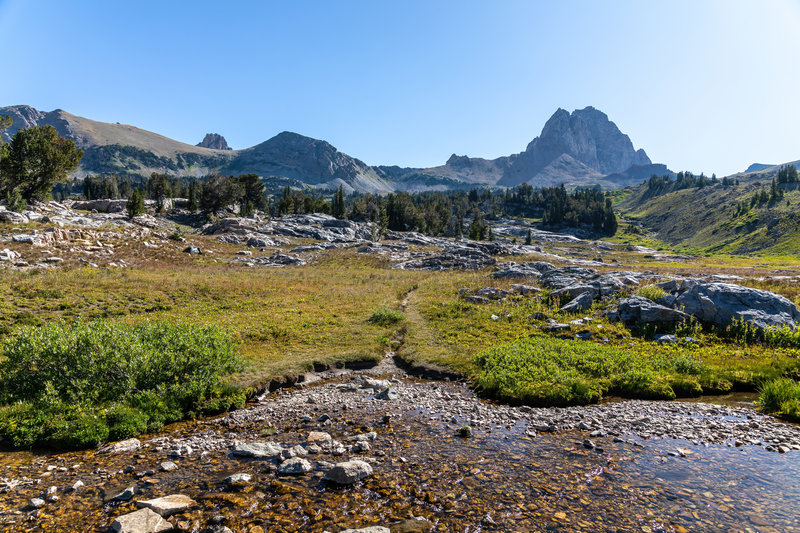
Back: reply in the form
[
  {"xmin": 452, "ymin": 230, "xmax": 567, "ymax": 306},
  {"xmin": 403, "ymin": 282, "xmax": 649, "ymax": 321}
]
[
  {"xmin": 368, "ymin": 307, "xmax": 405, "ymax": 327},
  {"xmin": 759, "ymin": 378, "xmax": 800, "ymax": 421},
  {"xmin": 635, "ymin": 284, "xmax": 667, "ymax": 302},
  {"xmin": 474, "ymin": 336, "xmax": 707, "ymax": 406},
  {"xmin": 106, "ymin": 405, "xmax": 149, "ymax": 441},
  {"xmin": 0, "ymin": 319, "xmax": 245, "ymax": 449}
]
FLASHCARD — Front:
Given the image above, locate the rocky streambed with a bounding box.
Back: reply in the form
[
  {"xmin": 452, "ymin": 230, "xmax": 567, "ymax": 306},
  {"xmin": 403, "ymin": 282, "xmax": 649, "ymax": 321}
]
[{"xmin": 1, "ymin": 373, "xmax": 800, "ymax": 532}]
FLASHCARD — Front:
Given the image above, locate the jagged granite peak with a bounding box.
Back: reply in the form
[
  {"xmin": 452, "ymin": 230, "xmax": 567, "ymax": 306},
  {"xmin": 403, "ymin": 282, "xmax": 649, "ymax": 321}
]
[
  {"xmin": 197, "ymin": 133, "xmax": 231, "ymax": 150},
  {"xmin": 498, "ymin": 106, "xmax": 651, "ymax": 187}
]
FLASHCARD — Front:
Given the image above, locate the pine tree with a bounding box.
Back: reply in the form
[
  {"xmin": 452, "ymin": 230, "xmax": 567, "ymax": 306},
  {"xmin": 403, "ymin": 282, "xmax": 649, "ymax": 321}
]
[
  {"xmin": 525, "ymin": 229, "xmax": 532, "ymax": 245},
  {"xmin": 188, "ymin": 180, "xmax": 199, "ymax": 213},
  {"xmin": 126, "ymin": 188, "xmax": 145, "ymax": 218},
  {"xmin": 332, "ymin": 185, "xmax": 346, "ymax": 219}
]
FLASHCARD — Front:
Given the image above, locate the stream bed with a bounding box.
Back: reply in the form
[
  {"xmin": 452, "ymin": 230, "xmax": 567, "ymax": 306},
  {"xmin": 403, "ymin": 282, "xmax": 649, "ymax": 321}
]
[{"xmin": 0, "ymin": 375, "xmax": 798, "ymax": 532}]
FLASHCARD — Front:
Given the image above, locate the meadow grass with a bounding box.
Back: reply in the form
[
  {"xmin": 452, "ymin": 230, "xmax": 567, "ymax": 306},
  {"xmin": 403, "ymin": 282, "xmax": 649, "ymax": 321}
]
[{"xmin": 2, "ymin": 240, "xmax": 800, "ymax": 447}]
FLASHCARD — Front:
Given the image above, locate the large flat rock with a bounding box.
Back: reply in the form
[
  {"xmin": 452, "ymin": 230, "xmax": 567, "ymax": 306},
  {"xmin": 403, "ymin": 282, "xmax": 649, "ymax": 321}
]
[{"xmin": 111, "ymin": 508, "xmax": 173, "ymax": 533}]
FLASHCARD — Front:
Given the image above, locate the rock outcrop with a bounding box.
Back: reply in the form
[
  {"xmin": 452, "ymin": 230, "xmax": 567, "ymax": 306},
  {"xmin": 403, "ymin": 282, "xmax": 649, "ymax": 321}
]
[
  {"xmin": 196, "ymin": 133, "xmax": 231, "ymax": 150},
  {"xmin": 671, "ymin": 280, "xmax": 800, "ymax": 329}
]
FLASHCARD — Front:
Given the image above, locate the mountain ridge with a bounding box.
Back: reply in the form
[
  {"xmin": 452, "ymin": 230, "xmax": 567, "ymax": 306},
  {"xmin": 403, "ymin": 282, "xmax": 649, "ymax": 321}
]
[{"xmin": 1, "ymin": 104, "xmax": 661, "ymax": 193}]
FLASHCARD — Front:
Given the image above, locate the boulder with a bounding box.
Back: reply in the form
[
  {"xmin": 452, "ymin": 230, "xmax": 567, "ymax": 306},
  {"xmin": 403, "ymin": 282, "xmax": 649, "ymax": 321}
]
[
  {"xmin": 135, "ymin": 494, "xmax": 197, "ymax": 517},
  {"xmin": 539, "ymin": 271, "xmax": 579, "ymax": 289},
  {"xmin": 559, "ymin": 292, "xmax": 595, "ymax": 313},
  {"xmin": 224, "ymin": 473, "xmax": 252, "ymax": 489},
  {"xmin": 231, "ymin": 441, "xmax": 283, "ymax": 458},
  {"xmin": 278, "ymin": 457, "xmax": 312, "ymax": 475},
  {"xmin": 550, "ymin": 284, "xmax": 599, "ymax": 301},
  {"xmin": 617, "ymin": 296, "xmax": 690, "ymax": 325},
  {"xmin": 0, "ymin": 210, "xmax": 30, "ymax": 224},
  {"xmin": 99, "ymin": 438, "xmax": 141, "ymax": 454},
  {"xmin": 324, "ymin": 460, "xmax": 373, "ymax": 485},
  {"xmin": 111, "ymin": 508, "xmax": 173, "ymax": 533},
  {"xmin": 674, "ymin": 282, "xmax": 800, "ymax": 329}
]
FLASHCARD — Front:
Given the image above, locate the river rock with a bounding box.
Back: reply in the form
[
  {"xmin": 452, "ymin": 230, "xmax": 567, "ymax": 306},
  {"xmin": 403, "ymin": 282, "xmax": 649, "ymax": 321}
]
[
  {"xmin": 113, "ymin": 486, "xmax": 137, "ymax": 501},
  {"xmin": 231, "ymin": 441, "xmax": 283, "ymax": 458},
  {"xmin": 111, "ymin": 508, "xmax": 173, "ymax": 533},
  {"xmin": 99, "ymin": 438, "xmax": 141, "ymax": 454},
  {"xmin": 376, "ymin": 387, "xmax": 399, "ymax": 400},
  {"xmin": 389, "ymin": 516, "xmax": 435, "ymax": 532},
  {"xmin": 136, "ymin": 494, "xmax": 197, "ymax": 517},
  {"xmin": 278, "ymin": 457, "xmax": 312, "ymax": 475},
  {"xmin": 340, "ymin": 528, "xmax": 390, "ymax": 533},
  {"xmin": 307, "ymin": 431, "xmax": 333, "ymax": 445},
  {"xmin": 224, "ymin": 473, "xmax": 252, "ymax": 489},
  {"xmin": 324, "ymin": 460, "xmax": 373, "ymax": 484}
]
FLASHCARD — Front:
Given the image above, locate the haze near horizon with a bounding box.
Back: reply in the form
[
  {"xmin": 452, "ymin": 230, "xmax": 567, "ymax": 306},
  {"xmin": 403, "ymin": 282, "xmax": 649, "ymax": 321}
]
[{"xmin": 1, "ymin": 0, "xmax": 799, "ymax": 177}]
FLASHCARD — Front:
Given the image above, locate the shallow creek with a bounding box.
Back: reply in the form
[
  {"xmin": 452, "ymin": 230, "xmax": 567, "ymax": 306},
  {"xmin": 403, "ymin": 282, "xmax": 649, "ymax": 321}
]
[{"xmin": 1, "ymin": 376, "xmax": 799, "ymax": 532}]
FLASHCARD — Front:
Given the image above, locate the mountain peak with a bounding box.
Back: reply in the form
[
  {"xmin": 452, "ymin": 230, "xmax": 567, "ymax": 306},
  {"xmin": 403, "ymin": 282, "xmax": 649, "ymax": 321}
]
[
  {"xmin": 197, "ymin": 133, "xmax": 231, "ymax": 150},
  {"xmin": 500, "ymin": 106, "xmax": 651, "ymax": 187}
]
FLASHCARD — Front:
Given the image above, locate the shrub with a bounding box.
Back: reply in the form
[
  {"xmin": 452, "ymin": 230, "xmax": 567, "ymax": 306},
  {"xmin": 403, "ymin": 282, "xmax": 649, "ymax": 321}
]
[
  {"xmin": 759, "ymin": 378, "xmax": 800, "ymax": 421},
  {"xmin": 0, "ymin": 320, "xmax": 245, "ymax": 449},
  {"xmin": 367, "ymin": 307, "xmax": 404, "ymax": 327},
  {"xmin": 474, "ymin": 336, "xmax": 708, "ymax": 406},
  {"xmin": 635, "ymin": 284, "xmax": 667, "ymax": 302}
]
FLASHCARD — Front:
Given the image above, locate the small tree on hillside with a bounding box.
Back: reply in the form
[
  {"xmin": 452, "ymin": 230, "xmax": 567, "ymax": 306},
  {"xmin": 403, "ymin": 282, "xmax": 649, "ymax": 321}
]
[
  {"xmin": 200, "ymin": 174, "xmax": 240, "ymax": 214},
  {"xmin": 332, "ymin": 185, "xmax": 346, "ymax": 219},
  {"xmin": 126, "ymin": 188, "xmax": 145, "ymax": 218},
  {"xmin": 188, "ymin": 179, "xmax": 199, "ymax": 213}
]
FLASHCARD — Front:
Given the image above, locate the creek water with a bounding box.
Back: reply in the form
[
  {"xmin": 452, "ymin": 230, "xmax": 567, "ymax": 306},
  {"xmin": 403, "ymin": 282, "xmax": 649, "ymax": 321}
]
[{"xmin": 0, "ymin": 380, "xmax": 798, "ymax": 532}]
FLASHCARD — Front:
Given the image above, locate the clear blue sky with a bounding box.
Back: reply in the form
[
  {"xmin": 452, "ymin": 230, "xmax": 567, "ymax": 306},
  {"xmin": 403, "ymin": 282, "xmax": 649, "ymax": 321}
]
[{"xmin": 1, "ymin": 0, "xmax": 799, "ymax": 176}]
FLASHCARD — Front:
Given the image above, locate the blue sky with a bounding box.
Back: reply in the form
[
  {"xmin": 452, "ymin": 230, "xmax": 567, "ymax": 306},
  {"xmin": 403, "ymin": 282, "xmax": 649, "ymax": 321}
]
[{"xmin": 1, "ymin": 0, "xmax": 799, "ymax": 176}]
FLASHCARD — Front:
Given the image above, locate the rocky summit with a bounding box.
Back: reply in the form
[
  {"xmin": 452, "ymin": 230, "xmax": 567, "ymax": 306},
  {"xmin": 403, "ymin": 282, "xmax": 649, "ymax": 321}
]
[{"xmin": 196, "ymin": 133, "xmax": 231, "ymax": 150}]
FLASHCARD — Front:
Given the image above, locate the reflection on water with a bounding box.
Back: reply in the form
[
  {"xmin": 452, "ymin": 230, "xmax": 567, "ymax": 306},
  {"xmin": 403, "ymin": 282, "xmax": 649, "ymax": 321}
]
[{"xmin": 0, "ymin": 390, "xmax": 798, "ymax": 532}]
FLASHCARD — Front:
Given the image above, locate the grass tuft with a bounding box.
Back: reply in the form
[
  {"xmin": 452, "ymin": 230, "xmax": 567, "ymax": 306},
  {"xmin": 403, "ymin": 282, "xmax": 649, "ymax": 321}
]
[{"xmin": 367, "ymin": 307, "xmax": 405, "ymax": 327}]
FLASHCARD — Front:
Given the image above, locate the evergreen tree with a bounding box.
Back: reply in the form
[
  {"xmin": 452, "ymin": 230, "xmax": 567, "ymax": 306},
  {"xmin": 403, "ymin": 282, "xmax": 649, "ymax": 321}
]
[
  {"xmin": 126, "ymin": 188, "xmax": 145, "ymax": 218},
  {"xmin": 0, "ymin": 125, "xmax": 82, "ymax": 202},
  {"xmin": 525, "ymin": 229, "xmax": 532, "ymax": 245},
  {"xmin": 188, "ymin": 179, "xmax": 199, "ymax": 213},
  {"xmin": 332, "ymin": 185, "xmax": 346, "ymax": 219}
]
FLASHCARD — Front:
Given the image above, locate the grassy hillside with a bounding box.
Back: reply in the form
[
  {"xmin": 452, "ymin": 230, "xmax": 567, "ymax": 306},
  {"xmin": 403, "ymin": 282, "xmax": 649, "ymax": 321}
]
[{"xmin": 616, "ymin": 165, "xmax": 800, "ymax": 255}]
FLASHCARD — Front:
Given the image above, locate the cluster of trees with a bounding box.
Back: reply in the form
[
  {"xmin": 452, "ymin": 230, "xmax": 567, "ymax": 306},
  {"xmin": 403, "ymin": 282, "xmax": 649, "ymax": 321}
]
[
  {"xmin": 0, "ymin": 117, "xmax": 83, "ymax": 210},
  {"xmin": 540, "ymin": 186, "xmax": 618, "ymax": 234},
  {"xmin": 644, "ymin": 171, "xmax": 719, "ymax": 199},
  {"xmin": 776, "ymin": 164, "xmax": 798, "ymax": 185}
]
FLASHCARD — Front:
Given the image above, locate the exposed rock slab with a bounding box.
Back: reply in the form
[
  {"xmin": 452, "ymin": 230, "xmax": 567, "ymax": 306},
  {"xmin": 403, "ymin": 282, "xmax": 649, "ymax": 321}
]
[{"xmin": 111, "ymin": 508, "xmax": 173, "ymax": 533}]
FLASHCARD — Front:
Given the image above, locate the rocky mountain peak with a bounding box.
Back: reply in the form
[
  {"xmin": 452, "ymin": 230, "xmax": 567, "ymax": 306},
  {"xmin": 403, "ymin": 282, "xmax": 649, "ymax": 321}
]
[
  {"xmin": 500, "ymin": 107, "xmax": 651, "ymax": 187},
  {"xmin": 197, "ymin": 133, "xmax": 231, "ymax": 150}
]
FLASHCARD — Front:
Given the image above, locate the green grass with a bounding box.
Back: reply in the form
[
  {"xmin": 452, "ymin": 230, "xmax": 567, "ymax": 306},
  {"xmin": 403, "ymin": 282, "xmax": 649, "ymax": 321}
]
[
  {"xmin": 474, "ymin": 335, "xmax": 703, "ymax": 405},
  {"xmin": 759, "ymin": 378, "xmax": 800, "ymax": 421},
  {"xmin": 0, "ymin": 320, "xmax": 244, "ymax": 449},
  {"xmin": 635, "ymin": 284, "xmax": 667, "ymax": 302},
  {"xmin": 367, "ymin": 307, "xmax": 405, "ymax": 327}
]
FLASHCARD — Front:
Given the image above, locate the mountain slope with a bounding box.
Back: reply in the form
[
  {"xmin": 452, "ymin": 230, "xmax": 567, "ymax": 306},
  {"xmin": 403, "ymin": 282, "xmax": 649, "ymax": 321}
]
[
  {"xmin": 221, "ymin": 132, "xmax": 391, "ymax": 194},
  {"xmin": 617, "ymin": 162, "xmax": 800, "ymax": 254}
]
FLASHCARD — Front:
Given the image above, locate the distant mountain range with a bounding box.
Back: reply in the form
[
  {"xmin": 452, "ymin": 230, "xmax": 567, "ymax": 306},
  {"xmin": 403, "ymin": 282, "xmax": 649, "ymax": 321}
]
[{"xmin": 0, "ymin": 104, "xmax": 667, "ymax": 193}]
